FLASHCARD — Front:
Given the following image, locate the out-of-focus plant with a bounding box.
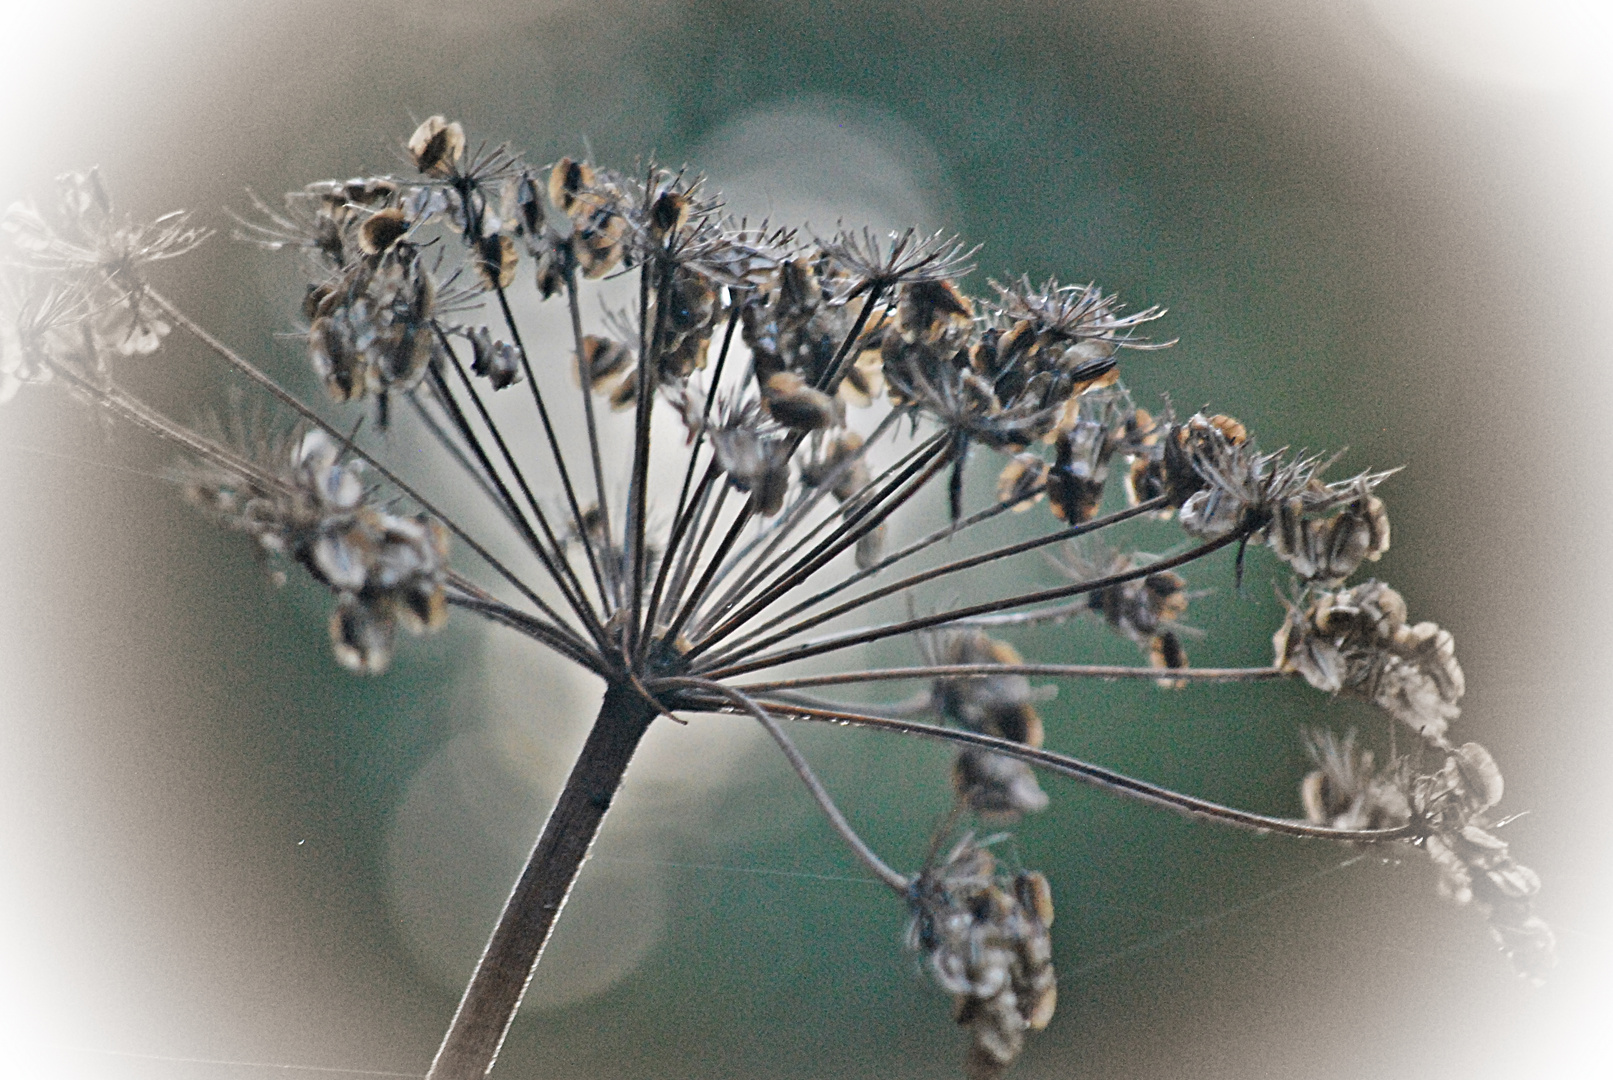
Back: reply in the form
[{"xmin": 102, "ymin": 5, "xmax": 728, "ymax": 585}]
[{"xmin": 0, "ymin": 117, "xmax": 1554, "ymax": 1080}]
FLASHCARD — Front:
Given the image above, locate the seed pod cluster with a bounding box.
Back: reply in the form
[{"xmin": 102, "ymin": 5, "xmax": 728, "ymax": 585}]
[
  {"xmin": 741, "ymin": 254, "xmax": 879, "ymax": 407},
  {"xmin": 1069, "ymin": 547, "xmax": 1195, "ymax": 687},
  {"xmin": 925, "ymin": 630, "xmax": 1049, "ymax": 820},
  {"xmin": 305, "ymin": 245, "xmax": 440, "ymax": 404},
  {"xmin": 549, "ymin": 158, "xmax": 631, "ymax": 279},
  {"xmin": 907, "ymin": 836, "xmax": 1057, "ymax": 1080},
  {"xmin": 1274, "ymin": 580, "xmax": 1464, "ymax": 741},
  {"xmin": 1125, "ymin": 410, "xmax": 1398, "ymax": 573},
  {"xmin": 183, "ymin": 430, "xmax": 449, "ymax": 674},
  {"xmin": 1267, "ymin": 473, "xmax": 1390, "ymax": 585},
  {"xmin": 235, "ymin": 176, "xmax": 399, "ymax": 270},
  {"xmin": 1410, "ymin": 741, "xmax": 1553, "ymax": 979},
  {"xmin": 883, "ymin": 279, "xmax": 1087, "ymax": 452},
  {"xmin": 1298, "ymin": 729, "xmax": 1553, "ymax": 981}
]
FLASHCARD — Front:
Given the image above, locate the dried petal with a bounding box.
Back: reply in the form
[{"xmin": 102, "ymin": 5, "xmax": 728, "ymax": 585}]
[{"xmin": 407, "ymin": 116, "xmax": 465, "ymax": 178}]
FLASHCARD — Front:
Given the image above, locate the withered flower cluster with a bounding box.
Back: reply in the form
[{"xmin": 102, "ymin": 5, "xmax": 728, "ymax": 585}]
[
  {"xmin": 908, "ymin": 835, "xmax": 1057, "ymax": 1080},
  {"xmin": 1060, "ymin": 544, "xmax": 1194, "ymax": 685},
  {"xmin": 1276, "ymin": 580, "xmax": 1463, "ymax": 739},
  {"xmin": 0, "ymin": 115, "xmax": 1550, "ymax": 1080},
  {"xmin": 183, "ymin": 429, "xmax": 449, "ymax": 673},
  {"xmin": 924, "ymin": 629, "xmax": 1050, "ymax": 820},
  {"xmin": 1301, "ymin": 731, "xmax": 1554, "ymax": 980}
]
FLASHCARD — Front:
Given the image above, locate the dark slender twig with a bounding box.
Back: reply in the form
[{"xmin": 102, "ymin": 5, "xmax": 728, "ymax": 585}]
[
  {"xmin": 764, "ymin": 479, "xmax": 1052, "ymax": 629},
  {"xmin": 639, "ymin": 303, "xmax": 744, "ymax": 641},
  {"xmin": 664, "ymin": 497, "xmax": 755, "ymax": 646},
  {"xmin": 699, "ymin": 526, "xmax": 1252, "ymax": 680},
  {"xmin": 429, "ymin": 345, "xmax": 607, "ymax": 643},
  {"xmin": 406, "ymin": 389, "xmax": 516, "ymax": 525},
  {"xmin": 715, "ymin": 496, "xmax": 1167, "ymax": 667},
  {"xmin": 684, "ymin": 432, "xmax": 952, "ymax": 658},
  {"xmin": 659, "ymin": 471, "xmax": 725, "ymax": 635},
  {"xmin": 653, "ymin": 676, "xmax": 910, "ymax": 891},
  {"xmin": 664, "ymin": 304, "xmax": 742, "ymax": 551},
  {"xmin": 494, "ymin": 282, "xmax": 611, "ymax": 615},
  {"xmin": 732, "ymin": 664, "xmax": 1288, "ymax": 693},
  {"xmin": 564, "ymin": 270, "xmax": 612, "ymax": 560},
  {"xmin": 640, "ymin": 462, "xmax": 719, "ymax": 643},
  {"xmin": 630, "ymin": 267, "xmax": 674, "ymax": 662},
  {"xmin": 446, "ymin": 595, "xmax": 608, "ymax": 673},
  {"xmin": 695, "ymin": 409, "xmax": 908, "ymax": 631},
  {"xmin": 673, "ymin": 691, "xmax": 1416, "ymax": 843}
]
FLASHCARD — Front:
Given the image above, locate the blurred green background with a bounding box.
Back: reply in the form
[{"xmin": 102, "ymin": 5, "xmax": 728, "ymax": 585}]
[{"xmin": 3, "ymin": 1, "xmax": 1610, "ymax": 1078}]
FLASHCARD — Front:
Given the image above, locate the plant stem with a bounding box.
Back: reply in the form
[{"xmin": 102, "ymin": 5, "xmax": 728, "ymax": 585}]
[
  {"xmin": 425, "ymin": 682, "xmax": 659, "ymax": 1080},
  {"xmin": 731, "ymin": 664, "xmax": 1287, "ymax": 693}
]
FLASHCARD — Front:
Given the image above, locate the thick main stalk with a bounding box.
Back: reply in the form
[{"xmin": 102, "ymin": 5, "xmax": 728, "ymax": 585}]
[{"xmin": 425, "ymin": 683, "xmax": 659, "ymax": 1080}]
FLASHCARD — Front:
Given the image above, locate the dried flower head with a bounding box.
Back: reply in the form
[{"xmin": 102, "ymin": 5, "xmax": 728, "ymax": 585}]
[
  {"xmin": 908, "ymin": 835, "xmax": 1057, "ymax": 1080},
  {"xmin": 2, "ymin": 116, "xmax": 1551, "ymax": 1080},
  {"xmin": 923, "ymin": 629, "xmax": 1051, "ymax": 820},
  {"xmin": 183, "ymin": 428, "xmax": 448, "ymax": 674},
  {"xmin": 1275, "ymin": 580, "xmax": 1464, "ymax": 740},
  {"xmin": 1061, "ymin": 545, "xmax": 1196, "ymax": 687}
]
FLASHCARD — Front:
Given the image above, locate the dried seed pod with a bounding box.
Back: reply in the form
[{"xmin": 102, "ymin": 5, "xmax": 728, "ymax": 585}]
[
  {"xmin": 952, "ymin": 749, "xmax": 1049, "ymax": 820},
  {"xmin": 510, "ymin": 169, "xmax": 545, "ymax": 239},
  {"xmin": 533, "ymin": 237, "xmax": 571, "ymax": 298},
  {"xmin": 473, "ymin": 233, "xmax": 519, "ymax": 291},
  {"xmin": 357, "ymin": 207, "xmax": 410, "ymax": 255},
  {"xmin": 995, "ymin": 453, "xmax": 1048, "ymax": 511},
  {"xmin": 854, "ymin": 520, "xmax": 886, "ymax": 570},
  {"xmin": 309, "ymin": 313, "xmax": 366, "ymax": 401},
  {"xmin": 926, "ymin": 630, "xmax": 1046, "ymax": 749},
  {"xmin": 648, "ymin": 186, "xmax": 690, "ymax": 241},
  {"xmin": 331, "ymin": 594, "xmax": 395, "ymax": 674},
  {"xmin": 574, "ymin": 207, "xmax": 628, "ymax": 278},
  {"xmin": 607, "ymin": 368, "xmax": 640, "ymax": 411},
  {"xmin": 1148, "ymin": 630, "xmax": 1188, "ymax": 689},
  {"xmin": 183, "ymin": 429, "xmax": 450, "ymax": 676},
  {"xmin": 800, "ymin": 432, "xmax": 869, "ymax": 502},
  {"xmin": 1063, "ymin": 547, "xmax": 1197, "ymax": 683},
  {"xmin": 342, "ymin": 176, "xmax": 400, "ymax": 206},
  {"xmin": 576, "ymin": 334, "xmax": 634, "ymax": 391},
  {"xmin": 710, "ymin": 423, "xmax": 793, "ymax": 516},
  {"xmin": 897, "ymin": 278, "xmax": 974, "ymax": 347},
  {"xmin": 1411, "ymin": 742, "xmax": 1554, "ymax": 982},
  {"xmin": 468, "ymin": 327, "xmax": 524, "ymax": 390},
  {"xmin": 547, "ymin": 158, "xmax": 596, "ymax": 216},
  {"xmin": 406, "ymin": 116, "xmax": 465, "ymax": 178},
  {"xmin": 1047, "ymin": 418, "xmax": 1114, "ymax": 523},
  {"xmin": 838, "ymin": 347, "xmax": 886, "ymax": 407},
  {"xmin": 1269, "ymin": 485, "xmax": 1391, "ymax": 584},
  {"xmin": 762, "ymin": 371, "xmax": 842, "ymax": 431},
  {"xmin": 546, "ymin": 159, "xmax": 631, "ymax": 278}
]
